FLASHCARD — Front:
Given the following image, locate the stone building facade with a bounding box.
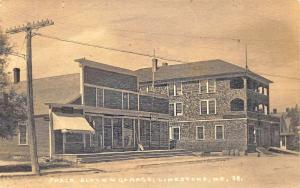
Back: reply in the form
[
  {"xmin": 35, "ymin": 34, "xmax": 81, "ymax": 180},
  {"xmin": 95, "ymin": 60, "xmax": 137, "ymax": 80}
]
[{"xmin": 136, "ymin": 59, "xmax": 280, "ymax": 152}]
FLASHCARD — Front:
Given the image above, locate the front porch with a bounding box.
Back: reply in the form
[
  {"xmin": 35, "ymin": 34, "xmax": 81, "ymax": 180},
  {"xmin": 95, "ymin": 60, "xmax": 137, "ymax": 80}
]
[{"xmin": 48, "ymin": 109, "xmax": 170, "ymax": 157}]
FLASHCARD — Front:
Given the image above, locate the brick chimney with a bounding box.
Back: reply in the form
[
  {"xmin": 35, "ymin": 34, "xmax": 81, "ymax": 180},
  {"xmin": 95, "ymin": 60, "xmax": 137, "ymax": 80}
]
[
  {"xmin": 152, "ymin": 58, "xmax": 158, "ymax": 72},
  {"xmin": 13, "ymin": 68, "xmax": 20, "ymax": 84}
]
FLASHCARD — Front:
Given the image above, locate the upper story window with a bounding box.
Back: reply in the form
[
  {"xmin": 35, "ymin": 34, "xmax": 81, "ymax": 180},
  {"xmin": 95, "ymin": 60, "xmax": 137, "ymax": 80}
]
[
  {"xmin": 96, "ymin": 88, "xmax": 104, "ymax": 107},
  {"xmin": 230, "ymin": 98, "xmax": 244, "ymax": 111},
  {"xmin": 168, "ymin": 82, "xmax": 183, "ymax": 96},
  {"xmin": 122, "ymin": 92, "xmax": 129, "ymax": 110},
  {"xmin": 146, "ymin": 85, "xmax": 154, "ymax": 93},
  {"xmin": 230, "ymin": 78, "xmax": 244, "ymax": 89},
  {"xmin": 200, "ymin": 79, "xmax": 216, "ymax": 93},
  {"xmin": 169, "ymin": 102, "xmax": 183, "ymax": 116},
  {"xmin": 208, "ymin": 80, "xmax": 216, "ymax": 93},
  {"xmin": 84, "ymin": 86, "xmax": 96, "ymax": 107},
  {"xmin": 18, "ymin": 122, "xmax": 28, "ymax": 145},
  {"xmin": 200, "ymin": 99, "xmax": 216, "ymax": 115}
]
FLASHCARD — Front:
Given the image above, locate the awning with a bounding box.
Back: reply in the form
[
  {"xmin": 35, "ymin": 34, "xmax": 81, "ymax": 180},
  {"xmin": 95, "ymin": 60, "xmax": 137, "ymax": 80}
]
[{"xmin": 52, "ymin": 113, "xmax": 95, "ymax": 133}]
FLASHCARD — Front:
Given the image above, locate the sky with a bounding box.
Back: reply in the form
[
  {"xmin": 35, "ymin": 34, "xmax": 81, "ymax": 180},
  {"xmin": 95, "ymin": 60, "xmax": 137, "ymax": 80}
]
[{"xmin": 0, "ymin": 0, "xmax": 299, "ymax": 112}]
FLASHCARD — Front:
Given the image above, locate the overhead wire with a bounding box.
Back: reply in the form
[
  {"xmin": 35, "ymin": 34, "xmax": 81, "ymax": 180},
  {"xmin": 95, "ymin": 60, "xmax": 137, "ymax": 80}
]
[
  {"xmin": 34, "ymin": 32, "xmax": 189, "ymax": 64},
  {"xmin": 33, "ymin": 32, "xmax": 300, "ymax": 81}
]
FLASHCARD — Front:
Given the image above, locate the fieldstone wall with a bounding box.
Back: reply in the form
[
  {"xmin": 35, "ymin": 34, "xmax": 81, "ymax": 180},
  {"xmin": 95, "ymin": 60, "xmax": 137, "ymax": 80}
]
[
  {"xmin": 140, "ymin": 77, "xmax": 248, "ymax": 121},
  {"xmin": 170, "ymin": 119, "xmax": 248, "ymax": 152}
]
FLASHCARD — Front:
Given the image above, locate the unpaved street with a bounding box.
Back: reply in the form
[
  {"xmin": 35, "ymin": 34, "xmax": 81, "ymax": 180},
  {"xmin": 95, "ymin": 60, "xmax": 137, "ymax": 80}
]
[{"xmin": 1, "ymin": 155, "xmax": 300, "ymax": 188}]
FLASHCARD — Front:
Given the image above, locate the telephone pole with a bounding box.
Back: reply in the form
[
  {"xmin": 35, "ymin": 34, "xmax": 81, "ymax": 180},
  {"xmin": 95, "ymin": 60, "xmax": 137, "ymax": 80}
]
[
  {"xmin": 245, "ymin": 43, "xmax": 248, "ymax": 70},
  {"xmin": 6, "ymin": 19, "xmax": 54, "ymax": 175}
]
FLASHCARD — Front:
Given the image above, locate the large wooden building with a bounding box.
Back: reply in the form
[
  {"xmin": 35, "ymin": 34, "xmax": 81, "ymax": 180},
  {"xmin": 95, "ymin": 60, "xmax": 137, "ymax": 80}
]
[
  {"xmin": 48, "ymin": 58, "xmax": 169, "ymax": 156},
  {"xmin": 0, "ymin": 58, "xmax": 169, "ymax": 160}
]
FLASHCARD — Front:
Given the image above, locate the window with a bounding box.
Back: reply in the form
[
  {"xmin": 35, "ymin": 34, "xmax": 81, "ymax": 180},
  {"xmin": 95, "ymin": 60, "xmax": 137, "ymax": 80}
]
[
  {"xmin": 215, "ymin": 125, "xmax": 224, "ymax": 140},
  {"xmin": 65, "ymin": 133, "xmax": 83, "ymax": 143},
  {"xmin": 209, "ymin": 100, "xmax": 216, "ymax": 114},
  {"xmin": 104, "ymin": 90, "xmax": 122, "ymax": 109},
  {"xmin": 200, "ymin": 80, "xmax": 207, "ymax": 93},
  {"xmin": 200, "ymin": 101, "xmax": 208, "ymax": 114},
  {"xmin": 139, "ymin": 95, "xmax": 153, "ymax": 112},
  {"xmin": 176, "ymin": 103, "xmax": 183, "ymax": 115},
  {"xmin": 168, "ymin": 83, "xmax": 175, "ymax": 96},
  {"xmin": 170, "ymin": 102, "xmax": 183, "ymax": 116},
  {"xmin": 18, "ymin": 122, "xmax": 28, "ymax": 145},
  {"xmin": 230, "ymin": 78, "xmax": 244, "ymax": 89},
  {"xmin": 84, "ymin": 86, "xmax": 96, "ymax": 107},
  {"xmin": 200, "ymin": 99, "xmax": 216, "ymax": 115},
  {"xmin": 170, "ymin": 126, "xmax": 180, "ymax": 140},
  {"xmin": 200, "ymin": 80, "xmax": 216, "ymax": 93},
  {"xmin": 168, "ymin": 82, "xmax": 182, "ymax": 96},
  {"xmin": 122, "ymin": 92, "xmax": 129, "ymax": 110},
  {"xmin": 169, "ymin": 103, "xmax": 175, "ymax": 116},
  {"xmin": 248, "ymin": 125, "xmax": 255, "ymax": 144},
  {"xmin": 153, "ymin": 97, "xmax": 169, "ymax": 114},
  {"xmin": 182, "ymin": 80, "xmax": 199, "ymax": 94},
  {"xmin": 196, "ymin": 126, "xmax": 205, "ymax": 140},
  {"xmin": 175, "ymin": 83, "xmax": 182, "ymax": 96},
  {"xmin": 129, "ymin": 93, "xmax": 138, "ymax": 111},
  {"xmin": 96, "ymin": 88, "xmax": 103, "ymax": 107},
  {"xmin": 208, "ymin": 79, "xmax": 216, "ymax": 93},
  {"xmin": 146, "ymin": 85, "xmax": 154, "ymax": 93},
  {"xmin": 230, "ymin": 98, "xmax": 244, "ymax": 111}
]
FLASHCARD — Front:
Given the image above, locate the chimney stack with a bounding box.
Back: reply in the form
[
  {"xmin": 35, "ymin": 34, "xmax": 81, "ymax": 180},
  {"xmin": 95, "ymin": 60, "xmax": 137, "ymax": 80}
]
[
  {"xmin": 152, "ymin": 58, "xmax": 158, "ymax": 72},
  {"xmin": 13, "ymin": 68, "xmax": 20, "ymax": 84}
]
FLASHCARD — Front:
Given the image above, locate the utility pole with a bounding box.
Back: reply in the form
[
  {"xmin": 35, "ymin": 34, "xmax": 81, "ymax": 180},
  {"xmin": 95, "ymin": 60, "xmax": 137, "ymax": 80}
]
[
  {"xmin": 152, "ymin": 49, "xmax": 157, "ymax": 91},
  {"xmin": 245, "ymin": 43, "xmax": 248, "ymax": 70},
  {"xmin": 6, "ymin": 19, "xmax": 54, "ymax": 175}
]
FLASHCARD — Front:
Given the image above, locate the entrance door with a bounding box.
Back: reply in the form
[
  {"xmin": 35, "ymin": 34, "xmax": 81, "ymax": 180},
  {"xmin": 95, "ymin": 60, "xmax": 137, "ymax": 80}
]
[
  {"xmin": 255, "ymin": 128, "xmax": 262, "ymax": 147},
  {"xmin": 280, "ymin": 136, "xmax": 287, "ymax": 149},
  {"xmin": 104, "ymin": 125, "xmax": 113, "ymax": 149},
  {"xmin": 103, "ymin": 118, "xmax": 113, "ymax": 149}
]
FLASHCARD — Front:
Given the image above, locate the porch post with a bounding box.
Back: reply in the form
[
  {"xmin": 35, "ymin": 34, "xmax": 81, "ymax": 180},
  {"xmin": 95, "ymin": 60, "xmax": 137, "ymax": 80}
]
[
  {"xmin": 133, "ymin": 118, "xmax": 136, "ymax": 148},
  {"xmin": 83, "ymin": 133, "xmax": 86, "ymax": 150},
  {"xmin": 62, "ymin": 133, "xmax": 66, "ymax": 154},
  {"xmin": 122, "ymin": 118, "xmax": 124, "ymax": 148},
  {"xmin": 149, "ymin": 121, "xmax": 152, "ymax": 149},
  {"xmin": 111, "ymin": 119, "xmax": 113, "ymax": 149},
  {"xmin": 49, "ymin": 108, "xmax": 55, "ymax": 159},
  {"xmin": 138, "ymin": 118, "xmax": 140, "ymax": 144},
  {"xmin": 285, "ymin": 136, "xmax": 287, "ymax": 149}
]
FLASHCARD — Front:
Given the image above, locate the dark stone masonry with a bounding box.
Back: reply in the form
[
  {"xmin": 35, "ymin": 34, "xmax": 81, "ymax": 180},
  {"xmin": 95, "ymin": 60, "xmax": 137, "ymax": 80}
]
[{"xmin": 136, "ymin": 60, "xmax": 280, "ymax": 152}]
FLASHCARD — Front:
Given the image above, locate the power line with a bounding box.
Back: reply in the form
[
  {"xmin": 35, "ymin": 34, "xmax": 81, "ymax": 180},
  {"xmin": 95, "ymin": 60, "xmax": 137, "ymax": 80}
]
[
  {"xmin": 34, "ymin": 32, "xmax": 189, "ymax": 64},
  {"xmin": 259, "ymin": 73, "xmax": 300, "ymax": 81},
  {"xmin": 30, "ymin": 33, "xmax": 300, "ymax": 81}
]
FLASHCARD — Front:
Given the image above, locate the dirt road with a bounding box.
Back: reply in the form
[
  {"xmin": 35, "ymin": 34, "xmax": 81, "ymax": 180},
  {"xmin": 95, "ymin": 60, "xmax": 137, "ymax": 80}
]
[{"xmin": 0, "ymin": 155, "xmax": 299, "ymax": 188}]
